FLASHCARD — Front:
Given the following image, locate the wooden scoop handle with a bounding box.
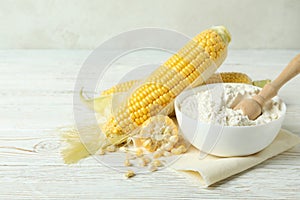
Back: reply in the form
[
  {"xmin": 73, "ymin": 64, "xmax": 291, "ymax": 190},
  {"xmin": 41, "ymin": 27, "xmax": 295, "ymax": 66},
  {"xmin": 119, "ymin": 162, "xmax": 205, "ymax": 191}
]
[{"xmin": 253, "ymin": 54, "xmax": 300, "ymax": 106}]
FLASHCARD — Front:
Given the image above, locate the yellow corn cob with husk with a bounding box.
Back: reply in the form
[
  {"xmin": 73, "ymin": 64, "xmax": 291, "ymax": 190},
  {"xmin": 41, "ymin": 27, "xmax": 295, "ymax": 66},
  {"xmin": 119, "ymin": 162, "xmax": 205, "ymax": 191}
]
[
  {"xmin": 101, "ymin": 72, "xmax": 253, "ymax": 96},
  {"xmin": 102, "ymin": 26, "xmax": 231, "ymax": 144}
]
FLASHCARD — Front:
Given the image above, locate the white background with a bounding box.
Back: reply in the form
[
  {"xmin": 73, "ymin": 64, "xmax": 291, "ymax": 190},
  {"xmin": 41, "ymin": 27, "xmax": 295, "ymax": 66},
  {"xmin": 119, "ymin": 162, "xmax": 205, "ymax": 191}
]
[{"xmin": 0, "ymin": 0, "xmax": 299, "ymax": 49}]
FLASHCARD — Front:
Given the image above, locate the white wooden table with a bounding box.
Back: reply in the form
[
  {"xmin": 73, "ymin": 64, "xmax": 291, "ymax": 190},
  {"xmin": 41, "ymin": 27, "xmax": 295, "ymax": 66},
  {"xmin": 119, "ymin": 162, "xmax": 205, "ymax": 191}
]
[{"xmin": 0, "ymin": 50, "xmax": 299, "ymax": 199}]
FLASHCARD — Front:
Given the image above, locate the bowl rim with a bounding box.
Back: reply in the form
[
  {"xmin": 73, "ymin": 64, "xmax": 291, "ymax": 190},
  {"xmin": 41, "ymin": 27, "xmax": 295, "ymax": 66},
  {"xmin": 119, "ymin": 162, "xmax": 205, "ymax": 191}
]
[{"xmin": 174, "ymin": 83, "xmax": 287, "ymax": 128}]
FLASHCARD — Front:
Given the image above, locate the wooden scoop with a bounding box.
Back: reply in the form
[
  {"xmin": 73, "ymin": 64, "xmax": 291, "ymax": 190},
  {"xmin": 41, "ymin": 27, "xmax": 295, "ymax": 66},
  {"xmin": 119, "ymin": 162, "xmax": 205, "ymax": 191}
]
[{"xmin": 234, "ymin": 54, "xmax": 300, "ymax": 120}]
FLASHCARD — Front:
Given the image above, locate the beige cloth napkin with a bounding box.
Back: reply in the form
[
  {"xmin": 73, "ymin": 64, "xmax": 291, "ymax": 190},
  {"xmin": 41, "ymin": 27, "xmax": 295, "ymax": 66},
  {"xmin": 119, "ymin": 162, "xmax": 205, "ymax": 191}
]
[{"xmin": 170, "ymin": 129, "xmax": 300, "ymax": 187}]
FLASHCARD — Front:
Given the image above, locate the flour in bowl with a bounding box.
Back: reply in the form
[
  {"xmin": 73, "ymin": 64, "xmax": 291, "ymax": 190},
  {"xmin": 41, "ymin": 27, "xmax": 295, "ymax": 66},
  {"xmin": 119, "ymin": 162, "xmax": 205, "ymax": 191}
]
[{"xmin": 180, "ymin": 84, "xmax": 283, "ymax": 126}]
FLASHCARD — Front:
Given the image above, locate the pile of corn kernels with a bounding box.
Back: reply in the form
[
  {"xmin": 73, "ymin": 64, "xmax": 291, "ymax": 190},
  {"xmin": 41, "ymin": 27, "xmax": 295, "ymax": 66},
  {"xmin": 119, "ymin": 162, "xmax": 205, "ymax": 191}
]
[{"xmin": 97, "ymin": 115, "xmax": 188, "ymax": 178}]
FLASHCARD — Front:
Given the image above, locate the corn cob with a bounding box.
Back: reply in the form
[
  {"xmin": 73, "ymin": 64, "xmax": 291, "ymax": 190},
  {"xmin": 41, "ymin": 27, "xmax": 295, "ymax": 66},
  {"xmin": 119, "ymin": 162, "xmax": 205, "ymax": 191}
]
[
  {"xmin": 138, "ymin": 115, "xmax": 178, "ymax": 152},
  {"xmin": 205, "ymin": 72, "xmax": 252, "ymax": 84},
  {"xmin": 203, "ymin": 72, "xmax": 270, "ymax": 87},
  {"xmin": 102, "ymin": 26, "xmax": 231, "ymax": 144},
  {"xmin": 101, "ymin": 72, "xmax": 252, "ymax": 96}
]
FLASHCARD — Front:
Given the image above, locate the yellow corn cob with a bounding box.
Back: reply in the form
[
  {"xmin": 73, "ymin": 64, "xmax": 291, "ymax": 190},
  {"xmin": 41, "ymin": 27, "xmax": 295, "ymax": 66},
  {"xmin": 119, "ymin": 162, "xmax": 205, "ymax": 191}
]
[
  {"xmin": 203, "ymin": 72, "xmax": 252, "ymax": 85},
  {"xmin": 204, "ymin": 72, "xmax": 270, "ymax": 87},
  {"xmin": 101, "ymin": 72, "xmax": 252, "ymax": 96},
  {"xmin": 103, "ymin": 26, "xmax": 231, "ymax": 144}
]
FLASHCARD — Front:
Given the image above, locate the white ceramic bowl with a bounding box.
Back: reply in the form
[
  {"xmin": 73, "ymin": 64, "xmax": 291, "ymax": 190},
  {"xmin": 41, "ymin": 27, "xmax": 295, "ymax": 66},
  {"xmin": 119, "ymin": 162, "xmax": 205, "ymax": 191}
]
[{"xmin": 174, "ymin": 83, "xmax": 286, "ymax": 157}]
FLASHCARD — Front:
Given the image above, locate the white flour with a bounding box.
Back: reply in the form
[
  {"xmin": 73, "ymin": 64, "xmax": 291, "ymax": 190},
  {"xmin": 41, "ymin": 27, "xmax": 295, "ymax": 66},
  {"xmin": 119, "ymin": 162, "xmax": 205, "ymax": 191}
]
[{"xmin": 180, "ymin": 84, "xmax": 283, "ymax": 126}]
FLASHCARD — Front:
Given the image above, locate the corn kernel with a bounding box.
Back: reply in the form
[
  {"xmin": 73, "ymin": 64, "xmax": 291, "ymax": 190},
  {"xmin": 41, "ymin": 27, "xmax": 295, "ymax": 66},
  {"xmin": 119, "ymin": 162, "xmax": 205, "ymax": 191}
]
[
  {"xmin": 124, "ymin": 170, "xmax": 135, "ymax": 178},
  {"xmin": 149, "ymin": 165, "xmax": 158, "ymax": 172},
  {"xmin": 139, "ymin": 156, "xmax": 151, "ymax": 167},
  {"xmin": 152, "ymin": 159, "xmax": 163, "ymax": 167},
  {"xmin": 142, "ymin": 139, "xmax": 152, "ymax": 149},
  {"xmin": 106, "ymin": 145, "xmax": 116, "ymax": 152},
  {"xmin": 96, "ymin": 148, "xmax": 105, "ymax": 155},
  {"xmin": 136, "ymin": 148, "xmax": 143, "ymax": 157},
  {"xmin": 153, "ymin": 151, "xmax": 162, "ymax": 159},
  {"xmin": 163, "ymin": 151, "xmax": 171, "ymax": 157},
  {"xmin": 178, "ymin": 145, "xmax": 187, "ymax": 153},
  {"xmin": 143, "ymin": 156, "xmax": 151, "ymax": 164},
  {"xmin": 124, "ymin": 159, "xmax": 132, "ymax": 167},
  {"xmin": 163, "ymin": 142, "xmax": 173, "ymax": 151},
  {"xmin": 163, "ymin": 127, "xmax": 172, "ymax": 135},
  {"xmin": 169, "ymin": 135, "xmax": 179, "ymax": 144},
  {"xmin": 171, "ymin": 145, "xmax": 187, "ymax": 155},
  {"xmin": 171, "ymin": 148, "xmax": 182, "ymax": 155},
  {"xmin": 119, "ymin": 146, "xmax": 128, "ymax": 152}
]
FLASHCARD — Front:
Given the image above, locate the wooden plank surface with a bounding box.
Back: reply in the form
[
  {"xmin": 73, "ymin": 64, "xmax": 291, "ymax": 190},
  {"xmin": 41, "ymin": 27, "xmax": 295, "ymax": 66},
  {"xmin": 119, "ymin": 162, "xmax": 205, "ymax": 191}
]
[{"xmin": 0, "ymin": 50, "xmax": 299, "ymax": 199}]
